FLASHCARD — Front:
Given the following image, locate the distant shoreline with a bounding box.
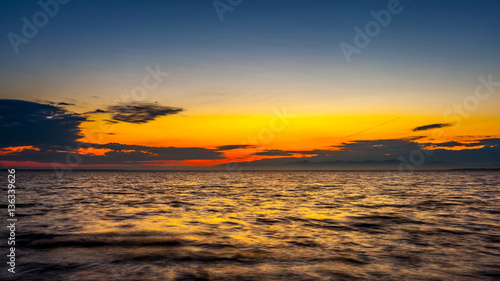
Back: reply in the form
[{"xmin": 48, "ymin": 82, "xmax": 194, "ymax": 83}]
[{"xmin": 8, "ymin": 168, "xmax": 500, "ymax": 172}]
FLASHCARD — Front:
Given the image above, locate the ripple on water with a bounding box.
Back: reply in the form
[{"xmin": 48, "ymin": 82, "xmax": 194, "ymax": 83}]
[{"xmin": 7, "ymin": 171, "xmax": 500, "ymax": 280}]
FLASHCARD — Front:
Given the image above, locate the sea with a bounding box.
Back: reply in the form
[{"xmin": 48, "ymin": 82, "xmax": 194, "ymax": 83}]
[{"xmin": 2, "ymin": 171, "xmax": 500, "ymax": 281}]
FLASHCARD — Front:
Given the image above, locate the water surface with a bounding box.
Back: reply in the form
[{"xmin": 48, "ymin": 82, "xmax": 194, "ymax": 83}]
[{"xmin": 3, "ymin": 171, "xmax": 500, "ymax": 280}]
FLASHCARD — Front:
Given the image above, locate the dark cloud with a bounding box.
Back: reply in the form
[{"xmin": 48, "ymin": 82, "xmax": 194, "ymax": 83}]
[
  {"xmin": 479, "ymin": 138, "xmax": 500, "ymax": 148},
  {"xmin": 412, "ymin": 123, "xmax": 452, "ymax": 132},
  {"xmin": 106, "ymin": 102, "xmax": 182, "ymax": 124},
  {"xmin": 216, "ymin": 145, "xmax": 254, "ymax": 151},
  {"xmin": 431, "ymin": 141, "xmax": 467, "ymax": 147},
  {"xmin": 0, "ymin": 100, "xmax": 219, "ymax": 165},
  {"xmin": 245, "ymin": 139, "xmax": 422, "ymax": 162},
  {"xmin": 0, "ymin": 99, "xmax": 86, "ymax": 148},
  {"xmin": 421, "ymin": 138, "xmax": 500, "ymax": 149},
  {"xmin": 245, "ymin": 139, "xmax": 423, "ymax": 162},
  {"xmin": 326, "ymin": 139, "xmax": 422, "ymax": 161},
  {"xmin": 427, "ymin": 147, "xmax": 500, "ymax": 166},
  {"xmin": 407, "ymin": 136, "xmax": 426, "ymax": 140},
  {"xmin": 83, "ymin": 102, "xmax": 183, "ymax": 123},
  {"xmin": 56, "ymin": 102, "xmax": 75, "ymax": 106},
  {"xmin": 0, "ymin": 142, "xmax": 223, "ymax": 164},
  {"xmin": 93, "ymin": 143, "xmax": 222, "ymax": 160},
  {"xmin": 421, "ymin": 141, "xmax": 478, "ymax": 148},
  {"xmin": 254, "ymin": 150, "xmax": 295, "ymax": 156},
  {"xmin": 220, "ymin": 138, "xmax": 500, "ymax": 169},
  {"xmin": 85, "ymin": 109, "xmax": 108, "ymax": 114},
  {"xmin": 43, "ymin": 101, "xmax": 76, "ymax": 106}
]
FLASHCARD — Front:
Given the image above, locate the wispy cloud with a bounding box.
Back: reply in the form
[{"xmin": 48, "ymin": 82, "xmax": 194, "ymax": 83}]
[
  {"xmin": 216, "ymin": 145, "xmax": 254, "ymax": 151},
  {"xmin": 412, "ymin": 123, "xmax": 452, "ymax": 132},
  {"xmin": 254, "ymin": 150, "xmax": 310, "ymax": 156},
  {"xmin": 44, "ymin": 101, "xmax": 76, "ymax": 106}
]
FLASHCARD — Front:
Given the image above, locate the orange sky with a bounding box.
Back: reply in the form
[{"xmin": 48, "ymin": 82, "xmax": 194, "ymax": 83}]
[{"xmin": 71, "ymin": 113, "xmax": 500, "ymax": 166}]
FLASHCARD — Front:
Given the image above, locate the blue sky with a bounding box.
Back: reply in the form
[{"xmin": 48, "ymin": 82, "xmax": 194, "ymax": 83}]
[{"xmin": 1, "ymin": 0, "xmax": 499, "ymax": 116}]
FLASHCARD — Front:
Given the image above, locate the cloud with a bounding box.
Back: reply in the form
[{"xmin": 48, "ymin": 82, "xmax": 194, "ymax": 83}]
[
  {"xmin": 420, "ymin": 141, "xmax": 477, "ymax": 148},
  {"xmin": 254, "ymin": 150, "xmax": 295, "ymax": 156},
  {"xmin": 216, "ymin": 145, "xmax": 254, "ymax": 151},
  {"xmin": 243, "ymin": 139, "xmax": 422, "ymax": 164},
  {"xmin": 479, "ymin": 138, "xmax": 500, "ymax": 148},
  {"xmin": 427, "ymin": 146, "xmax": 500, "ymax": 166},
  {"xmin": 55, "ymin": 102, "xmax": 75, "ymax": 106},
  {"xmin": 220, "ymin": 138, "xmax": 500, "ymax": 169},
  {"xmin": 0, "ymin": 100, "xmax": 219, "ymax": 165},
  {"xmin": 84, "ymin": 102, "xmax": 183, "ymax": 124},
  {"xmin": 420, "ymin": 138, "xmax": 500, "ymax": 149},
  {"xmin": 244, "ymin": 139, "xmax": 422, "ymax": 162},
  {"xmin": 42, "ymin": 101, "xmax": 76, "ymax": 106},
  {"xmin": 85, "ymin": 109, "xmax": 108, "ymax": 114},
  {"xmin": 0, "ymin": 99, "xmax": 87, "ymax": 148},
  {"xmin": 93, "ymin": 143, "xmax": 222, "ymax": 160},
  {"xmin": 412, "ymin": 123, "xmax": 452, "ymax": 132},
  {"xmin": 49, "ymin": 102, "xmax": 75, "ymax": 106},
  {"xmin": 326, "ymin": 139, "xmax": 422, "ymax": 160},
  {"xmin": 105, "ymin": 102, "xmax": 183, "ymax": 124},
  {"xmin": 0, "ymin": 142, "xmax": 223, "ymax": 164}
]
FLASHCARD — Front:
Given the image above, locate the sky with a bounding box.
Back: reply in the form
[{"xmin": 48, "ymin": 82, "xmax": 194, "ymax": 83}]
[{"xmin": 1, "ymin": 0, "xmax": 499, "ymax": 170}]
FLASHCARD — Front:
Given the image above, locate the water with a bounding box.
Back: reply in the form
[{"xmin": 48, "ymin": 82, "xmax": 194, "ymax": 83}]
[{"xmin": 2, "ymin": 171, "xmax": 500, "ymax": 280}]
